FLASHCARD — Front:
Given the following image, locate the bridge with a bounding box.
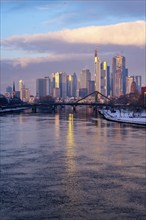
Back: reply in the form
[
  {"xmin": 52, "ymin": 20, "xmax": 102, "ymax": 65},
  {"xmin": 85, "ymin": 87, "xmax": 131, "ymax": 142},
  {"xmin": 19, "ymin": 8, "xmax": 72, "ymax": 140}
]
[{"xmin": 0, "ymin": 91, "xmax": 113, "ymax": 113}]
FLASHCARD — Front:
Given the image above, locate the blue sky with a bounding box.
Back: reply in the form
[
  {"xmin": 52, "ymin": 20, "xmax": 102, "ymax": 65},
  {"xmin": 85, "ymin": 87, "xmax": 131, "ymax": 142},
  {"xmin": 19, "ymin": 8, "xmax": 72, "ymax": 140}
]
[{"xmin": 1, "ymin": 0, "xmax": 146, "ymax": 95}]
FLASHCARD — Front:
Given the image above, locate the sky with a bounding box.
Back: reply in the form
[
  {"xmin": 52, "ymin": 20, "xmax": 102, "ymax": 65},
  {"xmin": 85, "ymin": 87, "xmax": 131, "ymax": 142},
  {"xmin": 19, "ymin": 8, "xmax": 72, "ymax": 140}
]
[{"xmin": 1, "ymin": 0, "xmax": 146, "ymax": 95}]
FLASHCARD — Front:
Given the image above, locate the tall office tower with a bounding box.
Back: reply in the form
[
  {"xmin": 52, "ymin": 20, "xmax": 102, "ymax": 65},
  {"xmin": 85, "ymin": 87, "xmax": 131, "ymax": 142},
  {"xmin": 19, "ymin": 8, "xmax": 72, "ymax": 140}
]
[
  {"xmin": 19, "ymin": 80, "xmax": 25, "ymax": 100},
  {"xmin": 44, "ymin": 76, "xmax": 51, "ymax": 95},
  {"xmin": 80, "ymin": 68, "xmax": 91, "ymax": 95},
  {"xmin": 134, "ymin": 75, "xmax": 142, "ymax": 93},
  {"xmin": 60, "ymin": 72, "xmax": 67, "ymax": 98},
  {"xmin": 24, "ymin": 88, "xmax": 30, "ymax": 102},
  {"xmin": 67, "ymin": 74, "xmax": 72, "ymax": 97},
  {"xmin": 67, "ymin": 72, "xmax": 77, "ymax": 97},
  {"xmin": 94, "ymin": 49, "xmax": 101, "ymax": 92},
  {"xmin": 100, "ymin": 61, "xmax": 107, "ymax": 96},
  {"xmin": 131, "ymin": 80, "xmax": 137, "ymax": 93},
  {"xmin": 50, "ymin": 73, "xmax": 55, "ymax": 96},
  {"xmin": 107, "ymin": 66, "xmax": 111, "ymax": 96},
  {"xmin": 52, "ymin": 72, "xmax": 67, "ymax": 98},
  {"xmin": 36, "ymin": 78, "xmax": 47, "ymax": 97},
  {"xmin": 123, "ymin": 68, "xmax": 128, "ymax": 95},
  {"xmin": 52, "ymin": 72, "xmax": 60, "ymax": 98},
  {"xmin": 12, "ymin": 81, "xmax": 16, "ymax": 97},
  {"xmin": 112, "ymin": 55, "xmax": 126, "ymax": 97},
  {"xmin": 88, "ymin": 80, "xmax": 95, "ymax": 94},
  {"xmin": 126, "ymin": 76, "xmax": 134, "ymax": 94},
  {"xmin": 72, "ymin": 72, "xmax": 77, "ymax": 97}
]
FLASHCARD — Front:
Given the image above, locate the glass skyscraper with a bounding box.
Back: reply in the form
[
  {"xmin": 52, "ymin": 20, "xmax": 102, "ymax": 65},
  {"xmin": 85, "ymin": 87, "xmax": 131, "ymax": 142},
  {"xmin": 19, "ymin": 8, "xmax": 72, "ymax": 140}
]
[
  {"xmin": 94, "ymin": 49, "xmax": 101, "ymax": 92},
  {"xmin": 112, "ymin": 55, "xmax": 126, "ymax": 97}
]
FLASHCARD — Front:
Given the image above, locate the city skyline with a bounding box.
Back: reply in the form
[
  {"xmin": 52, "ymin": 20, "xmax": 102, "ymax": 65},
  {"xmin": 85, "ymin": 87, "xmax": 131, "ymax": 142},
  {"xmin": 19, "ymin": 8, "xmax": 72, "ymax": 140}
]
[{"xmin": 1, "ymin": 0, "xmax": 146, "ymax": 95}]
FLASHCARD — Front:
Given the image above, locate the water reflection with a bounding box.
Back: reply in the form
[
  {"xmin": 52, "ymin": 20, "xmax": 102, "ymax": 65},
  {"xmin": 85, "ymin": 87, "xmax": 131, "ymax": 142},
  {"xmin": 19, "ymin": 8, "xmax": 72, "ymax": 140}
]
[
  {"xmin": 66, "ymin": 113, "xmax": 76, "ymax": 175},
  {"xmin": 54, "ymin": 113, "xmax": 60, "ymax": 139},
  {"xmin": 1, "ymin": 111, "xmax": 145, "ymax": 220}
]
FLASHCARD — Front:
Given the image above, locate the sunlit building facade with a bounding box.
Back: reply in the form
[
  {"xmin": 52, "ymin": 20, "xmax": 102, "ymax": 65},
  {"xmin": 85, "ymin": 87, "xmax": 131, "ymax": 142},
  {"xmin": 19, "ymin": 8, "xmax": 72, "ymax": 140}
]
[
  {"xmin": 126, "ymin": 76, "xmax": 134, "ymax": 94},
  {"xmin": 107, "ymin": 65, "xmax": 111, "ymax": 96},
  {"xmin": 94, "ymin": 49, "xmax": 101, "ymax": 92},
  {"xmin": 101, "ymin": 61, "xmax": 107, "ymax": 96},
  {"xmin": 19, "ymin": 80, "xmax": 24, "ymax": 100},
  {"xmin": 112, "ymin": 55, "xmax": 126, "ymax": 97}
]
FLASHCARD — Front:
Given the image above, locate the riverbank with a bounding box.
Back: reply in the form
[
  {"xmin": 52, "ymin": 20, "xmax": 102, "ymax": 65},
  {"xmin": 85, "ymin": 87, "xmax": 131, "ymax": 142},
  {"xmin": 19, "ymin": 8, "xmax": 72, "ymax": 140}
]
[
  {"xmin": 0, "ymin": 107, "xmax": 29, "ymax": 113},
  {"xmin": 99, "ymin": 109, "xmax": 146, "ymax": 126}
]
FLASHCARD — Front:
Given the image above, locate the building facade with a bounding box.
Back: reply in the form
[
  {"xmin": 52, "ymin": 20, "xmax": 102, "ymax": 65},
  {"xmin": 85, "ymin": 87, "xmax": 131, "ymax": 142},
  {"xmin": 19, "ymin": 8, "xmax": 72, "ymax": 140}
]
[
  {"xmin": 112, "ymin": 55, "xmax": 126, "ymax": 97},
  {"xmin": 134, "ymin": 75, "xmax": 142, "ymax": 93},
  {"xmin": 36, "ymin": 78, "xmax": 47, "ymax": 97},
  {"xmin": 126, "ymin": 76, "xmax": 134, "ymax": 94},
  {"xmin": 80, "ymin": 68, "xmax": 91, "ymax": 95},
  {"xmin": 100, "ymin": 61, "xmax": 107, "ymax": 96},
  {"xmin": 94, "ymin": 49, "xmax": 101, "ymax": 92}
]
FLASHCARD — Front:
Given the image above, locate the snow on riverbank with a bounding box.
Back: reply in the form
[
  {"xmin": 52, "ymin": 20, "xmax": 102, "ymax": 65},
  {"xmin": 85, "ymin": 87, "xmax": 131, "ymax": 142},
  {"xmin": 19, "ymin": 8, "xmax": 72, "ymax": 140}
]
[{"xmin": 99, "ymin": 109, "xmax": 146, "ymax": 125}]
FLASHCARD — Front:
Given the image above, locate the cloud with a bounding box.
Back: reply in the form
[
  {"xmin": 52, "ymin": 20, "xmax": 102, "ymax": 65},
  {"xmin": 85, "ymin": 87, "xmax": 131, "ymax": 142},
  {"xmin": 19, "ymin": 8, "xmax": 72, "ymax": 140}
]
[
  {"xmin": 1, "ymin": 53, "xmax": 92, "ymax": 68},
  {"xmin": 2, "ymin": 21, "xmax": 145, "ymax": 55}
]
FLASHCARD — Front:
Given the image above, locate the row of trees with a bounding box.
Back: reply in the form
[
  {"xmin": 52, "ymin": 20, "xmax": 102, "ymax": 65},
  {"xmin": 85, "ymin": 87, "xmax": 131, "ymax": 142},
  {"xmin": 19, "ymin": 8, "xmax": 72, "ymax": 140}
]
[{"xmin": 109, "ymin": 92, "xmax": 145, "ymax": 107}]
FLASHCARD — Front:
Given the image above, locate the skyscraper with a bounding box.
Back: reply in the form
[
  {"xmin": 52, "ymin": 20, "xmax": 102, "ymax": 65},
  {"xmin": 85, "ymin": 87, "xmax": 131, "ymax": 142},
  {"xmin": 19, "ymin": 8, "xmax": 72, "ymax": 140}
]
[
  {"xmin": 36, "ymin": 78, "xmax": 47, "ymax": 97},
  {"xmin": 112, "ymin": 55, "xmax": 126, "ymax": 97},
  {"xmin": 44, "ymin": 76, "xmax": 51, "ymax": 96},
  {"xmin": 60, "ymin": 72, "xmax": 67, "ymax": 98},
  {"xmin": 52, "ymin": 72, "xmax": 67, "ymax": 98},
  {"xmin": 126, "ymin": 76, "xmax": 134, "ymax": 94},
  {"xmin": 100, "ymin": 61, "xmax": 107, "ymax": 96},
  {"xmin": 19, "ymin": 80, "xmax": 25, "ymax": 100},
  {"xmin": 72, "ymin": 73, "xmax": 77, "ymax": 97},
  {"xmin": 94, "ymin": 49, "xmax": 101, "ymax": 92},
  {"xmin": 134, "ymin": 75, "xmax": 142, "ymax": 93},
  {"xmin": 107, "ymin": 65, "xmax": 111, "ymax": 96},
  {"xmin": 12, "ymin": 81, "xmax": 16, "ymax": 97},
  {"xmin": 80, "ymin": 68, "xmax": 91, "ymax": 95}
]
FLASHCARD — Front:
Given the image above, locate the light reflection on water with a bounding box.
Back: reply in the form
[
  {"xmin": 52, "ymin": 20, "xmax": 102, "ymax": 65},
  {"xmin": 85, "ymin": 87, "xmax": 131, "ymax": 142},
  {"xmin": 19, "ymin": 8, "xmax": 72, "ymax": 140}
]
[{"xmin": 0, "ymin": 109, "xmax": 146, "ymax": 220}]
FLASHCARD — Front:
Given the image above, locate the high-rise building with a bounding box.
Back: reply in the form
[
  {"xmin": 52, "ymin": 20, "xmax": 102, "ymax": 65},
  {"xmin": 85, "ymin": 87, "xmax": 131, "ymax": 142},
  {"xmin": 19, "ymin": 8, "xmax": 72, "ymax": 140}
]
[
  {"xmin": 19, "ymin": 80, "xmax": 24, "ymax": 100},
  {"xmin": 51, "ymin": 72, "xmax": 67, "ymax": 98},
  {"xmin": 36, "ymin": 78, "xmax": 47, "ymax": 97},
  {"xmin": 80, "ymin": 68, "xmax": 91, "ymax": 95},
  {"xmin": 107, "ymin": 66, "xmax": 111, "ymax": 96},
  {"xmin": 67, "ymin": 74, "xmax": 72, "ymax": 97},
  {"xmin": 94, "ymin": 49, "xmax": 101, "ymax": 92},
  {"xmin": 60, "ymin": 72, "xmax": 67, "ymax": 98},
  {"xmin": 134, "ymin": 75, "xmax": 142, "ymax": 93},
  {"xmin": 126, "ymin": 76, "xmax": 134, "ymax": 94},
  {"xmin": 44, "ymin": 76, "xmax": 51, "ymax": 96},
  {"xmin": 130, "ymin": 81, "xmax": 137, "ymax": 93},
  {"xmin": 123, "ymin": 68, "xmax": 128, "ymax": 95},
  {"xmin": 101, "ymin": 61, "xmax": 107, "ymax": 96},
  {"xmin": 12, "ymin": 81, "xmax": 16, "ymax": 97},
  {"xmin": 88, "ymin": 80, "xmax": 95, "ymax": 94},
  {"xmin": 24, "ymin": 88, "xmax": 30, "ymax": 102},
  {"xmin": 112, "ymin": 55, "xmax": 126, "ymax": 97},
  {"xmin": 72, "ymin": 73, "xmax": 77, "ymax": 97}
]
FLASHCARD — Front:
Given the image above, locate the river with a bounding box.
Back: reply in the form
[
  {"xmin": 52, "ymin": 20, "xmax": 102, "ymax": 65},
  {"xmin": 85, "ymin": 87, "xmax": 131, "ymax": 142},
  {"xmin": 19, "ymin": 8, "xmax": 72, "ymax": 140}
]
[{"xmin": 0, "ymin": 108, "xmax": 146, "ymax": 220}]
